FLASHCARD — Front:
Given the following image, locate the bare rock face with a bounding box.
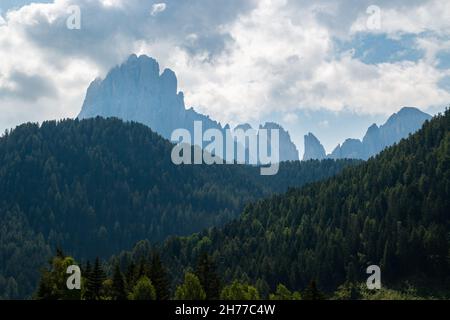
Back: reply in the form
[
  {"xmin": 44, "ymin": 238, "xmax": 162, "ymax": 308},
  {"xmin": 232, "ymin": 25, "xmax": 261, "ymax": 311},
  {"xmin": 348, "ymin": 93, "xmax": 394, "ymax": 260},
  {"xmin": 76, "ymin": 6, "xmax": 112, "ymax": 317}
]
[
  {"xmin": 303, "ymin": 133, "xmax": 326, "ymax": 161},
  {"xmin": 306, "ymin": 107, "xmax": 431, "ymax": 161},
  {"xmin": 78, "ymin": 54, "xmax": 221, "ymax": 139},
  {"xmin": 79, "ymin": 54, "xmax": 300, "ymax": 163},
  {"xmin": 260, "ymin": 122, "xmax": 299, "ymax": 162}
]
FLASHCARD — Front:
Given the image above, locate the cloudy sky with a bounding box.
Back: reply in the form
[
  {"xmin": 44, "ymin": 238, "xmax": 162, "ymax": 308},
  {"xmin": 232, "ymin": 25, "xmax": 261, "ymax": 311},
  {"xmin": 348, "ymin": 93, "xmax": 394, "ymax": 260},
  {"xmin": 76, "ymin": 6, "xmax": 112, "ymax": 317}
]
[{"xmin": 1, "ymin": 0, "xmax": 449, "ymax": 154}]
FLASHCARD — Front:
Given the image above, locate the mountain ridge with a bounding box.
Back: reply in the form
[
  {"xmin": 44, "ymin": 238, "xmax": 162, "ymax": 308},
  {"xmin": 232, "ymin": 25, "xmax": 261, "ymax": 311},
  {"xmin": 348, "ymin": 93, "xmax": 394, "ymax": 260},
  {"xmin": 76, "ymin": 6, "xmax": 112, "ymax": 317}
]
[
  {"xmin": 304, "ymin": 107, "xmax": 432, "ymax": 160},
  {"xmin": 79, "ymin": 54, "xmax": 299, "ymax": 161}
]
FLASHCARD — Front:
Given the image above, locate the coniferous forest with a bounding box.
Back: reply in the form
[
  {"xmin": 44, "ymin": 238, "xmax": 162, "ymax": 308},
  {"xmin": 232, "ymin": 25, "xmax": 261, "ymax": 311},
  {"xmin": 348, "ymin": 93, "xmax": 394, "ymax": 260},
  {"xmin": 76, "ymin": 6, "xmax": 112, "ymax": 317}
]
[
  {"xmin": 31, "ymin": 109, "xmax": 450, "ymax": 300},
  {"xmin": 158, "ymin": 109, "xmax": 450, "ymax": 298},
  {"xmin": 0, "ymin": 117, "xmax": 358, "ymax": 299}
]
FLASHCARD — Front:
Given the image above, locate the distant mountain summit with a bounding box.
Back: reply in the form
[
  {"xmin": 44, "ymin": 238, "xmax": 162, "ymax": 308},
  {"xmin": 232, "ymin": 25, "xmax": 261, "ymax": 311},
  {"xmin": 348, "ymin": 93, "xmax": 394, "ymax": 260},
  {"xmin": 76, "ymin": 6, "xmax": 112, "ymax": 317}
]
[
  {"xmin": 305, "ymin": 107, "xmax": 432, "ymax": 160},
  {"xmin": 78, "ymin": 54, "xmax": 221, "ymax": 139},
  {"xmin": 259, "ymin": 122, "xmax": 299, "ymax": 162},
  {"xmin": 78, "ymin": 54, "xmax": 299, "ymax": 161},
  {"xmin": 303, "ymin": 133, "xmax": 326, "ymax": 161}
]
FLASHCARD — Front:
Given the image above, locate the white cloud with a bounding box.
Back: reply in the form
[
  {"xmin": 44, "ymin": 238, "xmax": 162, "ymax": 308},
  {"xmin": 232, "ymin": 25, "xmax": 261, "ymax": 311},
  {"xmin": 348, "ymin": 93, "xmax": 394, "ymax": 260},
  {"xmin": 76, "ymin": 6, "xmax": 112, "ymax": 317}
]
[
  {"xmin": 100, "ymin": 0, "xmax": 125, "ymax": 8},
  {"xmin": 319, "ymin": 120, "xmax": 329, "ymax": 128},
  {"xmin": 157, "ymin": 0, "xmax": 450, "ymax": 123},
  {"xmin": 282, "ymin": 113, "xmax": 299, "ymax": 125},
  {"xmin": 350, "ymin": 0, "xmax": 450, "ymax": 36},
  {"xmin": 0, "ymin": 0, "xmax": 449, "ymax": 135},
  {"xmin": 151, "ymin": 3, "xmax": 166, "ymax": 16}
]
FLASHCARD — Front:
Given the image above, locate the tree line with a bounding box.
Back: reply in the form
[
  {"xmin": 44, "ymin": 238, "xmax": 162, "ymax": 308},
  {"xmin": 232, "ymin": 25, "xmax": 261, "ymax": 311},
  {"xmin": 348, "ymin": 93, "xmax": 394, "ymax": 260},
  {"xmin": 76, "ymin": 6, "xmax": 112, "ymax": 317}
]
[{"xmin": 35, "ymin": 249, "xmax": 326, "ymax": 300}]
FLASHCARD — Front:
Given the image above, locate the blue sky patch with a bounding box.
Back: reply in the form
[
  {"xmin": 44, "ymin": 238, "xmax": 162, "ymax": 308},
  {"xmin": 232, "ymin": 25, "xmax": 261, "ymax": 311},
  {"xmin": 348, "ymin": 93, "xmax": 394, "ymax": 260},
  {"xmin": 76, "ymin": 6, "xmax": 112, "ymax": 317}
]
[{"xmin": 335, "ymin": 33, "xmax": 424, "ymax": 65}]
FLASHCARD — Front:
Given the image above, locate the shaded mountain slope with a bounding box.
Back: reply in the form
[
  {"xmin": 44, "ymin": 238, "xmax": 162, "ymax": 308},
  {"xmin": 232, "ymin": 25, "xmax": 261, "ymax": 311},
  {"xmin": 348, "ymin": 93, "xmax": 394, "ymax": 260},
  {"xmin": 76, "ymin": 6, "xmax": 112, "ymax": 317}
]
[
  {"xmin": 0, "ymin": 117, "xmax": 357, "ymax": 298},
  {"xmin": 161, "ymin": 110, "xmax": 450, "ymax": 293}
]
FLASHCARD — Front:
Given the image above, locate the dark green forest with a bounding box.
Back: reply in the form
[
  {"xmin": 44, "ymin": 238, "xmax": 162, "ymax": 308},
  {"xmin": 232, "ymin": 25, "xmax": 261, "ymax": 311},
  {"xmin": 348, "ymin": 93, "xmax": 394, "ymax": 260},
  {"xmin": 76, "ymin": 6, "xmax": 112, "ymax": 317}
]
[
  {"xmin": 156, "ymin": 109, "xmax": 450, "ymax": 296},
  {"xmin": 33, "ymin": 110, "xmax": 450, "ymax": 300},
  {"xmin": 0, "ymin": 117, "xmax": 358, "ymax": 299}
]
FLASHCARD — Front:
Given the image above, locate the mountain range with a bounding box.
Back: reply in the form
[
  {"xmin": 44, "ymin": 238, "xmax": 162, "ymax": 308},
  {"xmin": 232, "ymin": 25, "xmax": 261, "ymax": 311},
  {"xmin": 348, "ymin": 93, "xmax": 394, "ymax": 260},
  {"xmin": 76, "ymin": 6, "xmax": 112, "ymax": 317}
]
[
  {"xmin": 1, "ymin": 53, "xmax": 448, "ymax": 300},
  {"xmin": 304, "ymin": 107, "xmax": 432, "ymax": 160},
  {"xmin": 78, "ymin": 54, "xmax": 299, "ymax": 162}
]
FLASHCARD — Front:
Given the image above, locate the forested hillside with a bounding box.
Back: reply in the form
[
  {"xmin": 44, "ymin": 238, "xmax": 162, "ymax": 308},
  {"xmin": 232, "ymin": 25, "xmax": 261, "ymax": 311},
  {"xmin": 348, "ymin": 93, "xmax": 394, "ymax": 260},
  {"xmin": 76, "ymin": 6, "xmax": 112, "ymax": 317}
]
[
  {"xmin": 0, "ymin": 117, "xmax": 357, "ymax": 298},
  {"xmin": 160, "ymin": 110, "xmax": 450, "ymax": 294}
]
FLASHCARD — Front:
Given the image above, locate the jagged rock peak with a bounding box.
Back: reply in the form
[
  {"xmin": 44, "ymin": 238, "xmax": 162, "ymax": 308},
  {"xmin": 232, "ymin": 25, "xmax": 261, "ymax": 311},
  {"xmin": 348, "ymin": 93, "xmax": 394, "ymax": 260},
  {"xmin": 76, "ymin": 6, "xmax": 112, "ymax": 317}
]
[{"xmin": 303, "ymin": 132, "xmax": 326, "ymax": 161}]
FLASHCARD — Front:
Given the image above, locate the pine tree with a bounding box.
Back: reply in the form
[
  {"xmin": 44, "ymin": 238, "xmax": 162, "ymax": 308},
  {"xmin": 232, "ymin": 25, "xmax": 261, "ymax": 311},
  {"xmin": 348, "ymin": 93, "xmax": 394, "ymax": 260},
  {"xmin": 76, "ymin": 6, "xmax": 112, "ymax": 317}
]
[
  {"xmin": 35, "ymin": 270, "xmax": 56, "ymax": 300},
  {"xmin": 195, "ymin": 253, "xmax": 221, "ymax": 300},
  {"xmin": 149, "ymin": 252, "xmax": 170, "ymax": 300},
  {"xmin": 112, "ymin": 264, "xmax": 127, "ymax": 300},
  {"xmin": 87, "ymin": 257, "xmax": 106, "ymax": 300},
  {"xmin": 83, "ymin": 261, "xmax": 94, "ymax": 300}
]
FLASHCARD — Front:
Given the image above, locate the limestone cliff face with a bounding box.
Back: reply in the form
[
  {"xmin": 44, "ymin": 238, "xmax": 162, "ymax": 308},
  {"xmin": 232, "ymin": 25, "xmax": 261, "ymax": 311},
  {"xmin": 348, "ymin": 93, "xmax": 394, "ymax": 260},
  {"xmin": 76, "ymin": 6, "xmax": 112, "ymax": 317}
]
[
  {"xmin": 78, "ymin": 54, "xmax": 221, "ymax": 139},
  {"xmin": 260, "ymin": 122, "xmax": 299, "ymax": 162},
  {"xmin": 303, "ymin": 133, "xmax": 326, "ymax": 161},
  {"xmin": 79, "ymin": 54, "xmax": 300, "ymax": 162}
]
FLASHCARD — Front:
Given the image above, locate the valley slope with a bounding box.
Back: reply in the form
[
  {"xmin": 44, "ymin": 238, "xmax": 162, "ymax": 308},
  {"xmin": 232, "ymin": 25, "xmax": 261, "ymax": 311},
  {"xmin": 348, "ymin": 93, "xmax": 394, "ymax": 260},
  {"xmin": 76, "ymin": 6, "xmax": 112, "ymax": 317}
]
[
  {"xmin": 160, "ymin": 110, "xmax": 450, "ymax": 293},
  {"xmin": 0, "ymin": 117, "xmax": 357, "ymax": 299}
]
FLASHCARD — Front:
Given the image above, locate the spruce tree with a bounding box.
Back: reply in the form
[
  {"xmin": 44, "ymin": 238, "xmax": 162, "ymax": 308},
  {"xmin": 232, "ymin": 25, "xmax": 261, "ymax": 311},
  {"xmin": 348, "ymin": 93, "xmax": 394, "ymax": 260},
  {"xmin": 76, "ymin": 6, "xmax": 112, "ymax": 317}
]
[
  {"xmin": 112, "ymin": 264, "xmax": 127, "ymax": 300},
  {"xmin": 195, "ymin": 253, "xmax": 221, "ymax": 300},
  {"xmin": 88, "ymin": 257, "xmax": 106, "ymax": 300},
  {"xmin": 149, "ymin": 252, "xmax": 170, "ymax": 300},
  {"xmin": 83, "ymin": 261, "xmax": 94, "ymax": 300}
]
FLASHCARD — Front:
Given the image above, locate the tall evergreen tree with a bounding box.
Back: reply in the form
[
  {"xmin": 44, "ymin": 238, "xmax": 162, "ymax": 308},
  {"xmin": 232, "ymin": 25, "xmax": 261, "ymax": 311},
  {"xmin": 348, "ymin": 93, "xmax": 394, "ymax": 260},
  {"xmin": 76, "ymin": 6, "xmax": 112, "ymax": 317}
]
[
  {"xmin": 112, "ymin": 264, "xmax": 127, "ymax": 300},
  {"xmin": 35, "ymin": 270, "xmax": 56, "ymax": 300},
  {"xmin": 149, "ymin": 252, "xmax": 170, "ymax": 300},
  {"xmin": 195, "ymin": 253, "xmax": 221, "ymax": 300},
  {"xmin": 83, "ymin": 261, "xmax": 94, "ymax": 300},
  {"xmin": 87, "ymin": 257, "xmax": 106, "ymax": 300}
]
